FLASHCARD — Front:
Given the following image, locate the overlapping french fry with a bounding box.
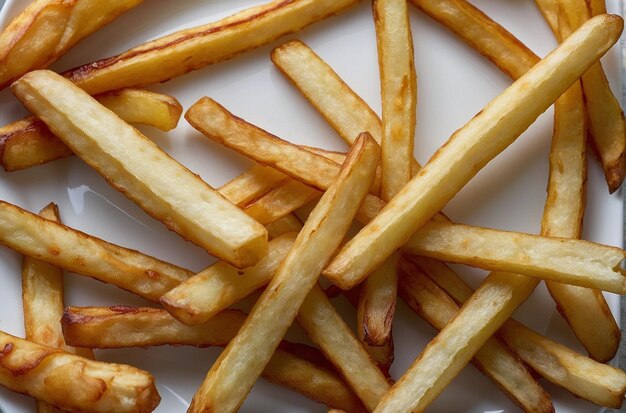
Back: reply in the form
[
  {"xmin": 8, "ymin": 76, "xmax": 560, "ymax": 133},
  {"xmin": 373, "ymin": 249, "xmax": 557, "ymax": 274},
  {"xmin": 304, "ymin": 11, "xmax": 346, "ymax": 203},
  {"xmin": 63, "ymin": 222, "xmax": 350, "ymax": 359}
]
[
  {"xmin": 0, "ymin": 89, "xmax": 183, "ymax": 171},
  {"xmin": 12, "ymin": 70, "xmax": 268, "ymax": 268},
  {"xmin": 188, "ymin": 134, "xmax": 379, "ymax": 413}
]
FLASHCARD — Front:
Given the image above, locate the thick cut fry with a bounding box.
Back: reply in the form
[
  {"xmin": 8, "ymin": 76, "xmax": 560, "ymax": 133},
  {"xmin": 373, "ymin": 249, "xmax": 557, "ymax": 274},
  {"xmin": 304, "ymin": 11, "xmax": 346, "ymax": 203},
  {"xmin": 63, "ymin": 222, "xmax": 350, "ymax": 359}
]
[
  {"xmin": 160, "ymin": 233, "xmax": 298, "ymax": 325},
  {"xmin": 325, "ymin": 15, "xmax": 624, "ymax": 289},
  {"xmin": 298, "ymin": 285, "xmax": 391, "ymax": 410},
  {"xmin": 0, "ymin": 0, "xmax": 143, "ymax": 89},
  {"xmin": 12, "ymin": 70, "xmax": 268, "ymax": 268},
  {"xmin": 411, "ymin": 257, "xmax": 626, "ymax": 408},
  {"xmin": 61, "ymin": 306, "xmax": 366, "ymax": 413},
  {"xmin": 63, "ymin": 0, "xmax": 359, "ymax": 95},
  {"xmin": 188, "ymin": 134, "xmax": 380, "ymax": 413},
  {"xmin": 0, "ymin": 89, "xmax": 183, "ymax": 172},
  {"xmin": 218, "ymin": 164, "xmax": 289, "ymax": 207},
  {"xmin": 397, "ymin": 262, "xmax": 553, "ymax": 413},
  {"xmin": 0, "ymin": 200, "xmax": 192, "ymax": 301},
  {"xmin": 22, "ymin": 203, "xmax": 93, "ymax": 413},
  {"xmin": 244, "ymin": 179, "xmax": 321, "ymax": 225},
  {"xmin": 0, "ymin": 330, "xmax": 159, "ymax": 413}
]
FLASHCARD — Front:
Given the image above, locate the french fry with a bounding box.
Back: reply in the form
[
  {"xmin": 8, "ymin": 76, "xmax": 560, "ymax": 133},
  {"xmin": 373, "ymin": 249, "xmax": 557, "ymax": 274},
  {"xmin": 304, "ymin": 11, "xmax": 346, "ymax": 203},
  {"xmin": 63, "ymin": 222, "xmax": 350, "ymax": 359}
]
[
  {"xmin": 0, "ymin": 200, "xmax": 192, "ymax": 301},
  {"xmin": 265, "ymin": 214, "xmax": 303, "ymax": 238},
  {"xmin": 0, "ymin": 88, "xmax": 183, "ymax": 172},
  {"xmin": 397, "ymin": 261, "xmax": 554, "ymax": 412},
  {"xmin": 62, "ymin": 0, "xmax": 360, "ymax": 95},
  {"xmin": 411, "ymin": 256, "xmax": 626, "ymax": 408},
  {"xmin": 0, "ymin": 0, "xmax": 143, "ymax": 89},
  {"xmin": 22, "ymin": 203, "xmax": 94, "ymax": 413},
  {"xmin": 535, "ymin": 0, "xmax": 559, "ymax": 36},
  {"xmin": 0, "ymin": 330, "xmax": 159, "ymax": 413},
  {"xmin": 218, "ymin": 164, "xmax": 289, "ymax": 207},
  {"xmin": 61, "ymin": 306, "xmax": 366, "ymax": 413},
  {"xmin": 325, "ymin": 15, "xmax": 623, "ymax": 291},
  {"xmin": 12, "ymin": 70, "xmax": 268, "ymax": 268},
  {"xmin": 188, "ymin": 134, "xmax": 380, "ymax": 413},
  {"xmin": 244, "ymin": 179, "xmax": 320, "ymax": 225},
  {"xmin": 160, "ymin": 232, "xmax": 298, "ymax": 325},
  {"xmin": 588, "ymin": 0, "xmax": 607, "ymax": 15}
]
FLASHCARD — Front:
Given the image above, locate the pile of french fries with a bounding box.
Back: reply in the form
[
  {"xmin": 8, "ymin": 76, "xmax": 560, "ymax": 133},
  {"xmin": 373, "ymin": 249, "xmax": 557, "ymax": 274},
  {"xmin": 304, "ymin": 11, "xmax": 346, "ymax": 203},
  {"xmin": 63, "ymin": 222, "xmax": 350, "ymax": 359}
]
[{"xmin": 0, "ymin": 0, "xmax": 624, "ymax": 412}]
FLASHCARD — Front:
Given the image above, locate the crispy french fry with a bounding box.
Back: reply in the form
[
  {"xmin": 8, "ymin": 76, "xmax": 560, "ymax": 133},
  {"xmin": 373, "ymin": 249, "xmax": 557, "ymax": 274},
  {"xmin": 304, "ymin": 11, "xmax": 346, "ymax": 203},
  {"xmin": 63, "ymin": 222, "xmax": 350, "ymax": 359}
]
[
  {"xmin": 0, "ymin": 0, "xmax": 143, "ymax": 89},
  {"xmin": 244, "ymin": 179, "xmax": 320, "ymax": 225},
  {"xmin": 535, "ymin": 0, "xmax": 559, "ymax": 36},
  {"xmin": 397, "ymin": 261, "xmax": 553, "ymax": 412},
  {"xmin": 160, "ymin": 233, "xmax": 298, "ymax": 325},
  {"xmin": 0, "ymin": 330, "xmax": 159, "ymax": 413},
  {"xmin": 325, "ymin": 15, "xmax": 623, "ymax": 291},
  {"xmin": 218, "ymin": 164, "xmax": 289, "ymax": 207},
  {"xmin": 62, "ymin": 0, "xmax": 359, "ymax": 95},
  {"xmin": 0, "ymin": 200, "xmax": 192, "ymax": 301},
  {"xmin": 61, "ymin": 306, "xmax": 366, "ymax": 413},
  {"xmin": 0, "ymin": 89, "xmax": 183, "ymax": 172},
  {"xmin": 411, "ymin": 256, "xmax": 626, "ymax": 408},
  {"xmin": 188, "ymin": 134, "xmax": 380, "ymax": 413},
  {"xmin": 298, "ymin": 285, "xmax": 391, "ymax": 410},
  {"xmin": 12, "ymin": 70, "xmax": 268, "ymax": 268},
  {"xmin": 22, "ymin": 203, "xmax": 93, "ymax": 413}
]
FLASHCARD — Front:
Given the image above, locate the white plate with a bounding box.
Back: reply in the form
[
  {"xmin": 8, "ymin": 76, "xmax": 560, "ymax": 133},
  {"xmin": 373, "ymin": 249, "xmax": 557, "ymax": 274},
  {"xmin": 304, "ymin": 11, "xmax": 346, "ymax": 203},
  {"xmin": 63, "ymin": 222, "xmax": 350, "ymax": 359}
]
[{"xmin": 0, "ymin": 1, "xmax": 622, "ymax": 412}]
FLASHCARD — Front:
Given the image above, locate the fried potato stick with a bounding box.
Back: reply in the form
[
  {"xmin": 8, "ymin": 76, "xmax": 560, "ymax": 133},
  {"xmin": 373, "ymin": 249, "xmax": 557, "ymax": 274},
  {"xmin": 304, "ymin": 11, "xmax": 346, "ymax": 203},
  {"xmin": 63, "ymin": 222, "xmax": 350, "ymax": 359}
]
[
  {"xmin": 12, "ymin": 70, "xmax": 268, "ymax": 268},
  {"xmin": 0, "ymin": 89, "xmax": 183, "ymax": 171},
  {"xmin": 0, "ymin": 330, "xmax": 159, "ymax": 413},
  {"xmin": 325, "ymin": 15, "xmax": 623, "ymax": 291},
  {"xmin": 188, "ymin": 134, "xmax": 379, "ymax": 413},
  {"xmin": 0, "ymin": 0, "xmax": 143, "ymax": 89}
]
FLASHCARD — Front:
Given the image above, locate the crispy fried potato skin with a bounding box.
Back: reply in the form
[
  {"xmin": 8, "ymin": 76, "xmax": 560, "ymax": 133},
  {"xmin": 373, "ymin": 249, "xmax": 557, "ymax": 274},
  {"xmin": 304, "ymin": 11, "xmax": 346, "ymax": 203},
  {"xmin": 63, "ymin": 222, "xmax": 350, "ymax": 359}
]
[
  {"xmin": 0, "ymin": 0, "xmax": 143, "ymax": 89},
  {"xmin": 63, "ymin": 0, "xmax": 360, "ymax": 95},
  {"xmin": 0, "ymin": 330, "xmax": 159, "ymax": 413}
]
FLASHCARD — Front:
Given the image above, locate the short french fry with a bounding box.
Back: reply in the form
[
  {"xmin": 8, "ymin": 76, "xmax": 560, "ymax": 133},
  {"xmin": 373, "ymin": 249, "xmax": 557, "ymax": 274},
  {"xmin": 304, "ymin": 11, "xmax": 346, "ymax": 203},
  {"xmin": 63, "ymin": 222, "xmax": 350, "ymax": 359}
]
[
  {"xmin": 397, "ymin": 261, "xmax": 554, "ymax": 413},
  {"xmin": 218, "ymin": 164, "xmax": 289, "ymax": 207},
  {"xmin": 0, "ymin": 89, "xmax": 183, "ymax": 171},
  {"xmin": 265, "ymin": 214, "xmax": 303, "ymax": 238},
  {"xmin": 0, "ymin": 0, "xmax": 143, "ymax": 89},
  {"xmin": 160, "ymin": 233, "xmax": 297, "ymax": 325},
  {"xmin": 61, "ymin": 306, "xmax": 366, "ymax": 413},
  {"xmin": 0, "ymin": 200, "xmax": 192, "ymax": 301},
  {"xmin": 411, "ymin": 256, "xmax": 626, "ymax": 408},
  {"xmin": 244, "ymin": 179, "xmax": 320, "ymax": 225},
  {"xmin": 63, "ymin": 0, "xmax": 360, "ymax": 95},
  {"xmin": 12, "ymin": 70, "xmax": 268, "ymax": 268},
  {"xmin": 188, "ymin": 134, "xmax": 380, "ymax": 413},
  {"xmin": 325, "ymin": 15, "xmax": 623, "ymax": 290},
  {"xmin": 0, "ymin": 330, "xmax": 159, "ymax": 413}
]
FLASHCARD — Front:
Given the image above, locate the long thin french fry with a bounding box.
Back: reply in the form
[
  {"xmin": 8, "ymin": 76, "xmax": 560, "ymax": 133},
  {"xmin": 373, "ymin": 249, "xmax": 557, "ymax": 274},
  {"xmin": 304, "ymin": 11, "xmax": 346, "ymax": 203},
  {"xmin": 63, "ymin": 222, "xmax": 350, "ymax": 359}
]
[
  {"xmin": 12, "ymin": 70, "xmax": 268, "ymax": 268},
  {"xmin": 397, "ymin": 261, "xmax": 554, "ymax": 412},
  {"xmin": 325, "ymin": 15, "xmax": 623, "ymax": 291},
  {"xmin": 61, "ymin": 306, "xmax": 367, "ymax": 413},
  {"xmin": 188, "ymin": 134, "xmax": 380, "ymax": 413}
]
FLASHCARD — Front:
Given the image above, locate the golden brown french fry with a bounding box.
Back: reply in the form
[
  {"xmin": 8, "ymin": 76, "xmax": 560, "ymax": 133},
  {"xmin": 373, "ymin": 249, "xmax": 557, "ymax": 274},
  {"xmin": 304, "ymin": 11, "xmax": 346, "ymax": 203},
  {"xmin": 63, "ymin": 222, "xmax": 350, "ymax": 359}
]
[
  {"xmin": 0, "ymin": 88, "xmax": 183, "ymax": 172},
  {"xmin": 244, "ymin": 179, "xmax": 321, "ymax": 225},
  {"xmin": 218, "ymin": 164, "xmax": 289, "ymax": 207},
  {"xmin": 588, "ymin": 0, "xmax": 607, "ymax": 15},
  {"xmin": 12, "ymin": 70, "xmax": 268, "ymax": 268},
  {"xmin": 188, "ymin": 134, "xmax": 380, "ymax": 413},
  {"xmin": 397, "ymin": 261, "xmax": 554, "ymax": 412},
  {"xmin": 160, "ymin": 233, "xmax": 298, "ymax": 325},
  {"xmin": 411, "ymin": 256, "xmax": 626, "ymax": 409},
  {"xmin": 0, "ymin": 0, "xmax": 143, "ymax": 89},
  {"xmin": 298, "ymin": 285, "xmax": 391, "ymax": 410},
  {"xmin": 62, "ymin": 0, "xmax": 359, "ymax": 95},
  {"xmin": 325, "ymin": 15, "xmax": 623, "ymax": 291},
  {"xmin": 61, "ymin": 306, "xmax": 366, "ymax": 413},
  {"xmin": 534, "ymin": 0, "xmax": 620, "ymax": 362},
  {"xmin": 22, "ymin": 203, "xmax": 93, "ymax": 413},
  {"xmin": 0, "ymin": 330, "xmax": 159, "ymax": 413},
  {"xmin": 535, "ymin": 0, "xmax": 559, "ymax": 36},
  {"xmin": 0, "ymin": 200, "xmax": 192, "ymax": 301}
]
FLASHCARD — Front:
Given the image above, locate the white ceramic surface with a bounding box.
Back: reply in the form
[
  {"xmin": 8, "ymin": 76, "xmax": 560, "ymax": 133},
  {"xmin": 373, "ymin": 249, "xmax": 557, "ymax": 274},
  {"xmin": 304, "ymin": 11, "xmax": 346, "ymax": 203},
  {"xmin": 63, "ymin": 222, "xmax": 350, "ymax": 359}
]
[{"xmin": 0, "ymin": 1, "xmax": 622, "ymax": 412}]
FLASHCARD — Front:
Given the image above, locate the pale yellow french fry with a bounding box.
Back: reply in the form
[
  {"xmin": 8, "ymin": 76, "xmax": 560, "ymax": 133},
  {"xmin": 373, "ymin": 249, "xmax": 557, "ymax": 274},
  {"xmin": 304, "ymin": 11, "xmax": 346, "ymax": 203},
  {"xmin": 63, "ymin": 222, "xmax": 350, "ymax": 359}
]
[
  {"xmin": 61, "ymin": 306, "xmax": 366, "ymax": 413},
  {"xmin": 160, "ymin": 233, "xmax": 297, "ymax": 325},
  {"xmin": 12, "ymin": 70, "xmax": 268, "ymax": 268},
  {"xmin": 218, "ymin": 164, "xmax": 289, "ymax": 207},
  {"xmin": 0, "ymin": 0, "xmax": 143, "ymax": 89},
  {"xmin": 0, "ymin": 200, "xmax": 192, "ymax": 301},
  {"xmin": 63, "ymin": 0, "xmax": 359, "ymax": 95},
  {"xmin": 0, "ymin": 88, "xmax": 183, "ymax": 172},
  {"xmin": 411, "ymin": 256, "xmax": 626, "ymax": 409},
  {"xmin": 0, "ymin": 330, "xmax": 159, "ymax": 413},
  {"xmin": 325, "ymin": 15, "xmax": 623, "ymax": 291},
  {"xmin": 398, "ymin": 261, "xmax": 554, "ymax": 413},
  {"xmin": 265, "ymin": 214, "xmax": 302, "ymax": 238},
  {"xmin": 188, "ymin": 134, "xmax": 380, "ymax": 413}
]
